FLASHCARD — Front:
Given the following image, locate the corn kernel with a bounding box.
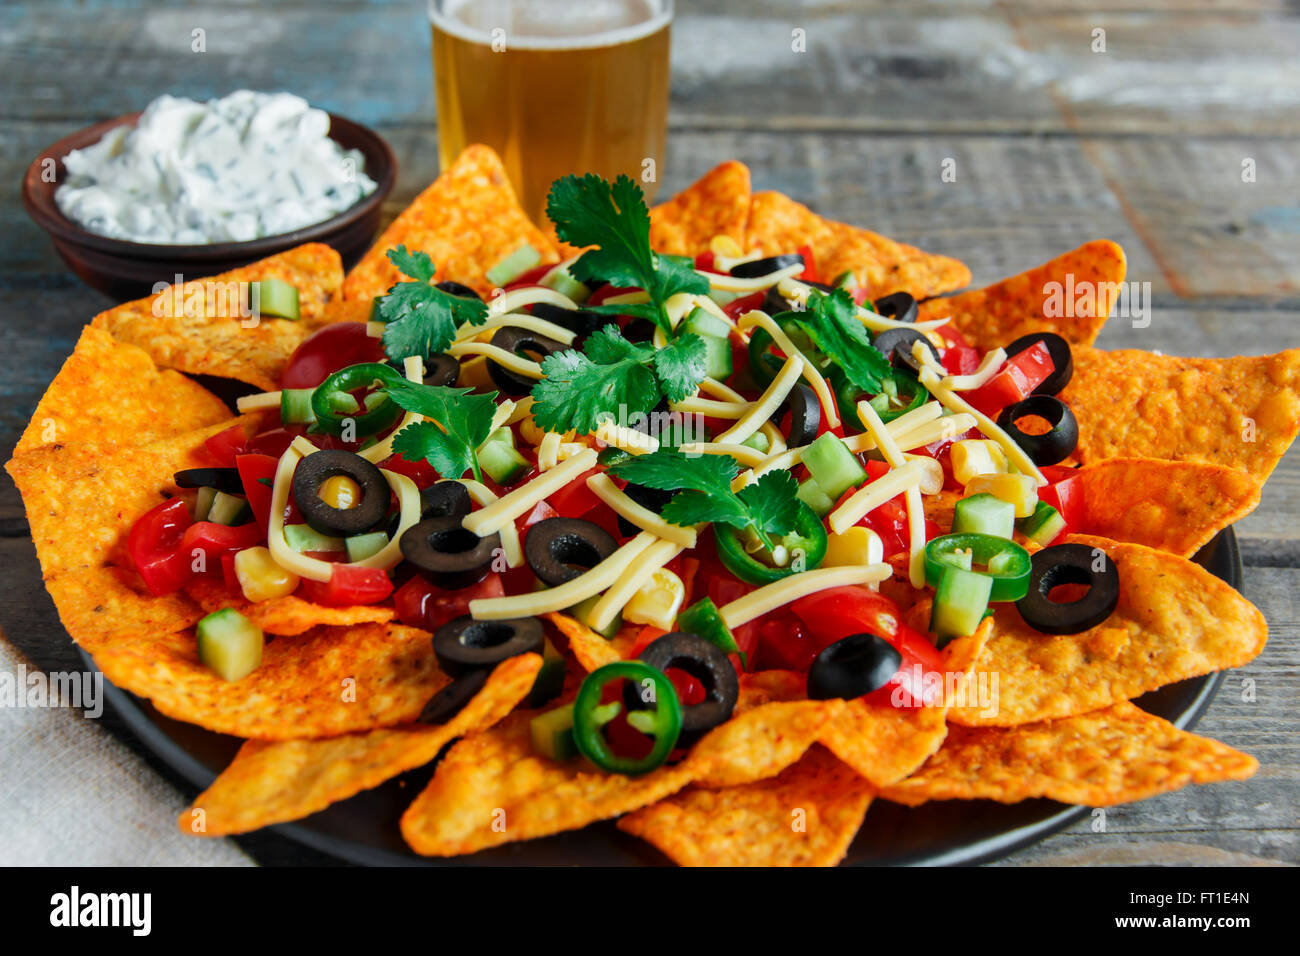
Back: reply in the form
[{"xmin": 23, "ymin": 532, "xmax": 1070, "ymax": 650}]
[
  {"xmin": 710, "ymin": 234, "xmax": 743, "ymax": 258},
  {"xmin": 965, "ymin": 473, "xmax": 1038, "ymax": 518},
  {"xmin": 624, "ymin": 568, "xmax": 685, "ymax": 631},
  {"xmin": 234, "ymin": 546, "xmax": 300, "ymax": 603},
  {"xmin": 823, "ymin": 526, "xmax": 884, "ymax": 568},
  {"xmin": 319, "ymin": 475, "xmax": 361, "ymax": 509},
  {"xmin": 951, "ymin": 439, "xmax": 1008, "ymax": 485}
]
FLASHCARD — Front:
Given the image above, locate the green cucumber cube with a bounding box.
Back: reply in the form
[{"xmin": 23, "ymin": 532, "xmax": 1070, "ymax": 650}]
[
  {"xmin": 249, "ymin": 278, "xmax": 300, "ymax": 320},
  {"xmin": 952, "ymin": 492, "xmax": 1015, "ymax": 540},
  {"xmin": 345, "ymin": 532, "xmax": 389, "ymax": 562},
  {"xmin": 1017, "ymin": 500, "xmax": 1068, "ymax": 547},
  {"xmin": 207, "ymin": 491, "xmax": 250, "ymax": 527},
  {"xmin": 530, "ymin": 704, "xmax": 578, "ymax": 762},
  {"xmin": 196, "ymin": 608, "xmax": 263, "ymax": 682},
  {"xmin": 486, "ymin": 243, "xmax": 542, "ymax": 287},
  {"xmin": 802, "ymin": 433, "xmax": 867, "ymax": 500},
  {"xmin": 929, "ymin": 567, "xmax": 993, "ymax": 645}
]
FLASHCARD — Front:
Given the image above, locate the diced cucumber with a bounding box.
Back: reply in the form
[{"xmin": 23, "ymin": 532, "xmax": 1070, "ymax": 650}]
[
  {"xmin": 540, "ymin": 264, "xmax": 590, "ymax": 303},
  {"xmin": 952, "ymin": 492, "xmax": 1015, "ymax": 540},
  {"xmin": 530, "ymin": 704, "xmax": 578, "ymax": 762},
  {"xmin": 831, "ymin": 269, "xmax": 856, "ymax": 291},
  {"xmin": 526, "ymin": 638, "xmax": 566, "ymax": 709},
  {"xmin": 677, "ymin": 597, "xmax": 744, "ymax": 667},
  {"xmin": 207, "ymin": 491, "xmax": 250, "ymax": 527},
  {"xmin": 196, "ymin": 608, "xmax": 263, "ymax": 682},
  {"xmin": 929, "ymin": 566, "xmax": 993, "ymax": 646},
  {"xmin": 802, "ymin": 433, "xmax": 867, "ymax": 500},
  {"xmin": 249, "ymin": 278, "xmax": 300, "ymax": 321},
  {"xmin": 1017, "ymin": 500, "xmax": 1067, "ymax": 547},
  {"xmin": 478, "ymin": 425, "xmax": 516, "ymax": 451},
  {"xmin": 681, "ymin": 307, "xmax": 731, "ymax": 340},
  {"xmin": 568, "ymin": 593, "xmax": 621, "ymax": 639},
  {"xmin": 681, "ymin": 308, "xmax": 734, "ymax": 380},
  {"xmin": 486, "ymin": 243, "xmax": 542, "ymax": 287},
  {"xmin": 741, "ymin": 429, "xmax": 770, "ymax": 455},
  {"xmin": 345, "ymin": 531, "xmax": 389, "ymax": 562},
  {"xmin": 796, "ymin": 477, "xmax": 836, "ymax": 518},
  {"xmin": 477, "ymin": 440, "xmax": 530, "ymax": 486},
  {"xmin": 707, "ymin": 288, "xmax": 741, "ymax": 307},
  {"xmin": 283, "ymin": 523, "xmax": 344, "ymax": 553},
  {"xmin": 194, "ymin": 486, "xmax": 218, "ymax": 522},
  {"xmin": 280, "ymin": 388, "xmax": 320, "ymax": 424}
]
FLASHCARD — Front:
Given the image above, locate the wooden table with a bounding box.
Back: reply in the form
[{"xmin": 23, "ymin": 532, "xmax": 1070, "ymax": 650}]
[{"xmin": 0, "ymin": 0, "xmax": 1295, "ymax": 866}]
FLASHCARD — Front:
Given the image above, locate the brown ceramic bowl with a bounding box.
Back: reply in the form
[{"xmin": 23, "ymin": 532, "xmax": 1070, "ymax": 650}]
[{"xmin": 22, "ymin": 110, "xmax": 396, "ymax": 301}]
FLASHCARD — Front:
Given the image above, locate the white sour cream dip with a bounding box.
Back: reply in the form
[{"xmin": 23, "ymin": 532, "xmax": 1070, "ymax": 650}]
[{"xmin": 55, "ymin": 90, "xmax": 378, "ymax": 244}]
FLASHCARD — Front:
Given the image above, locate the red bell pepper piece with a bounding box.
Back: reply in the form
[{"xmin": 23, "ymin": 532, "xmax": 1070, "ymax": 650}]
[
  {"xmin": 380, "ymin": 452, "xmax": 439, "ymax": 489},
  {"xmin": 693, "ymin": 251, "xmax": 717, "ymax": 273},
  {"xmin": 722, "ymin": 290, "xmax": 765, "ymax": 320},
  {"xmin": 1038, "ymin": 467, "xmax": 1085, "ymax": 535},
  {"xmin": 181, "ymin": 520, "xmax": 263, "ymax": 575},
  {"xmin": 204, "ymin": 425, "xmax": 247, "ymax": 468},
  {"xmin": 941, "ymin": 346, "xmax": 980, "ymax": 377},
  {"xmin": 796, "ymin": 244, "xmax": 819, "ymax": 283},
  {"xmin": 965, "ymin": 341, "xmax": 1056, "ymax": 418},
  {"xmin": 545, "ymin": 466, "xmax": 602, "ymax": 518},
  {"xmin": 393, "ymin": 572, "xmax": 505, "ymax": 631},
  {"xmin": 298, "ymin": 564, "xmax": 394, "ymax": 607},
  {"xmin": 126, "ymin": 498, "xmax": 194, "ymax": 596},
  {"xmin": 235, "ymin": 454, "xmax": 281, "ymax": 533}
]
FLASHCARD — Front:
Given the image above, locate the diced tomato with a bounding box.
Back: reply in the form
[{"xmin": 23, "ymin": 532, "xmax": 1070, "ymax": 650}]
[
  {"xmin": 941, "ymin": 346, "xmax": 980, "ymax": 377},
  {"xmin": 693, "ymin": 251, "xmax": 717, "ymax": 273},
  {"xmin": 832, "ymin": 477, "xmax": 908, "ymax": 558},
  {"xmin": 181, "ymin": 520, "xmax": 263, "ymax": 574},
  {"xmin": 204, "ymin": 425, "xmax": 247, "ymax": 468},
  {"xmin": 722, "ymin": 290, "xmax": 765, "ymax": 320},
  {"xmin": 677, "ymin": 556, "xmax": 700, "ymax": 607},
  {"xmin": 235, "ymin": 454, "xmax": 281, "ymax": 533},
  {"xmin": 393, "ymin": 572, "xmax": 505, "ymax": 631},
  {"xmin": 1039, "ymin": 468, "xmax": 1085, "ymax": 534},
  {"xmin": 665, "ymin": 666, "xmax": 707, "ymax": 707},
  {"xmin": 127, "ymin": 498, "xmax": 194, "ymax": 596},
  {"xmin": 750, "ymin": 612, "xmax": 817, "ymax": 672},
  {"xmin": 245, "ymin": 426, "xmax": 303, "ymax": 459},
  {"xmin": 380, "ymin": 453, "xmax": 438, "ymax": 489},
  {"xmin": 517, "ymin": 500, "xmax": 559, "ymax": 538},
  {"xmin": 938, "ymin": 325, "xmax": 973, "ymax": 351},
  {"xmin": 298, "ymin": 564, "xmax": 393, "ymax": 607},
  {"xmin": 586, "ymin": 285, "xmax": 640, "ymax": 307},
  {"xmin": 864, "ymin": 459, "xmax": 891, "ymax": 482},
  {"xmin": 280, "ymin": 322, "xmax": 386, "ymax": 390},
  {"xmin": 628, "ymin": 625, "xmax": 668, "ymax": 660},
  {"xmin": 796, "ymin": 244, "xmax": 819, "ymax": 283},
  {"xmin": 501, "ymin": 262, "xmax": 555, "ymax": 292},
  {"xmin": 546, "ymin": 466, "xmax": 602, "ymax": 518},
  {"xmin": 965, "ymin": 341, "xmax": 1055, "ymax": 417},
  {"xmin": 221, "ymin": 552, "xmax": 241, "ymax": 597}
]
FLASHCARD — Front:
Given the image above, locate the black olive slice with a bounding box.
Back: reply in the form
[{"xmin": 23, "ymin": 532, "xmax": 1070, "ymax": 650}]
[
  {"xmin": 173, "ymin": 467, "xmax": 243, "ymax": 494},
  {"xmin": 417, "ymin": 669, "xmax": 489, "ymax": 724},
  {"xmin": 434, "ymin": 280, "xmax": 481, "ymax": 300},
  {"xmin": 806, "ymin": 633, "xmax": 902, "ymax": 701},
  {"xmin": 730, "ymin": 253, "xmax": 804, "ymax": 279},
  {"xmin": 627, "ymin": 631, "xmax": 739, "ymax": 742},
  {"xmin": 432, "ymin": 614, "xmax": 544, "ymax": 677},
  {"xmin": 768, "ymin": 381, "xmax": 821, "ymax": 447},
  {"xmin": 873, "ymin": 291, "xmax": 918, "ymax": 324},
  {"xmin": 292, "ymin": 450, "xmax": 390, "ymax": 537},
  {"xmin": 419, "ymin": 482, "xmax": 472, "ymax": 520},
  {"xmin": 871, "ymin": 327, "xmax": 941, "ymax": 375},
  {"xmin": 423, "ymin": 353, "xmax": 461, "ymax": 387},
  {"xmin": 615, "ymin": 482, "xmax": 675, "ymax": 537},
  {"xmin": 996, "ymin": 394, "xmax": 1079, "ymax": 466},
  {"xmin": 623, "ymin": 318, "xmax": 657, "ymax": 343},
  {"xmin": 487, "ymin": 326, "xmax": 567, "ymax": 396},
  {"xmin": 529, "ymin": 302, "xmax": 606, "ymax": 349},
  {"xmin": 525, "ymin": 517, "xmax": 618, "ymax": 586},
  {"xmin": 1015, "ymin": 543, "xmax": 1120, "ymax": 635},
  {"xmin": 1004, "ymin": 331, "xmax": 1074, "ymax": 396},
  {"xmin": 400, "ymin": 516, "xmax": 500, "ymax": 589}
]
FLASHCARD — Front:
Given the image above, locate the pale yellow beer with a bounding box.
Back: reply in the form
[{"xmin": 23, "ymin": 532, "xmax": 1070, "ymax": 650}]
[{"xmin": 430, "ymin": 0, "xmax": 672, "ymax": 226}]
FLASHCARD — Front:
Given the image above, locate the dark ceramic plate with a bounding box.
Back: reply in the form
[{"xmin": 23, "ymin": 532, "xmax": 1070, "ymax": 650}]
[{"xmin": 82, "ymin": 530, "xmax": 1239, "ymax": 866}]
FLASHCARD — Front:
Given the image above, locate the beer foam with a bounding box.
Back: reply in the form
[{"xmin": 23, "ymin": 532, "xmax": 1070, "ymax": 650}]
[{"xmin": 430, "ymin": 0, "xmax": 671, "ymax": 50}]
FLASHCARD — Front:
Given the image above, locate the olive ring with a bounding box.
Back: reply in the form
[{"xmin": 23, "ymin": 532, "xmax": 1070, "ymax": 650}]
[
  {"xmin": 488, "ymin": 326, "xmax": 567, "ymax": 396},
  {"xmin": 807, "ymin": 633, "xmax": 902, "ymax": 701},
  {"xmin": 873, "ymin": 291, "xmax": 918, "ymax": 324},
  {"xmin": 525, "ymin": 517, "xmax": 618, "ymax": 586},
  {"xmin": 1015, "ymin": 543, "xmax": 1121, "ymax": 635},
  {"xmin": 432, "ymin": 614, "xmax": 545, "ymax": 677},
  {"xmin": 627, "ymin": 632, "xmax": 740, "ymax": 742},
  {"xmin": 291, "ymin": 449, "xmax": 390, "ymax": 537},
  {"xmin": 1005, "ymin": 332, "xmax": 1074, "ymax": 396},
  {"xmin": 996, "ymin": 394, "xmax": 1079, "ymax": 466},
  {"xmin": 400, "ymin": 516, "xmax": 500, "ymax": 589},
  {"xmin": 769, "ymin": 381, "xmax": 821, "ymax": 447}
]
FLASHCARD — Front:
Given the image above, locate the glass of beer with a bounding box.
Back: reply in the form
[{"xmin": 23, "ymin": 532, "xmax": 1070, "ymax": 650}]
[{"xmin": 430, "ymin": 0, "xmax": 673, "ymax": 226}]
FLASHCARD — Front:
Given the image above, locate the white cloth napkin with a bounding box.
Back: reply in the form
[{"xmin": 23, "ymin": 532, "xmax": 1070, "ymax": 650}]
[{"xmin": 0, "ymin": 635, "xmax": 252, "ymax": 866}]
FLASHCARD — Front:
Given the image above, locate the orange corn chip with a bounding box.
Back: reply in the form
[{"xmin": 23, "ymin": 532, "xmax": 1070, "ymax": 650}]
[
  {"xmin": 185, "ymin": 578, "xmax": 395, "ymax": 636},
  {"xmin": 881, "ymin": 701, "xmax": 1257, "ymax": 808},
  {"xmin": 948, "ymin": 536, "xmax": 1267, "ymax": 727},
  {"xmin": 649, "ymin": 161, "xmax": 752, "ymax": 257},
  {"xmin": 544, "ymin": 612, "xmax": 635, "ymax": 671},
  {"xmin": 91, "ymin": 243, "xmax": 342, "ymax": 390},
  {"xmin": 618, "ymin": 747, "xmax": 872, "ymax": 867},
  {"xmin": 399, "ymin": 708, "xmax": 701, "ymax": 856},
  {"xmin": 917, "ymin": 240, "xmax": 1125, "ymax": 349},
  {"xmin": 745, "ymin": 191, "xmax": 971, "ymax": 300},
  {"xmin": 180, "ymin": 654, "xmax": 540, "ymax": 836},
  {"xmin": 1065, "ymin": 346, "xmax": 1300, "ymax": 482},
  {"xmin": 343, "ymin": 145, "xmax": 559, "ymax": 302},
  {"xmin": 690, "ymin": 699, "xmax": 840, "ymax": 788},
  {"xmin": 1076, "ymin": 458, "xmax": 1260, "ymax": 557},
  {"xmin": 85, "ymin": 622, "xmax": 447, "ymax": 739},
  {"xmin": 5, "ymin": 418, "xmax": 257, "ymax": 641},
  {"xmin": 14, "ymin": 326, "xmax": 233, "ymax": 455}
]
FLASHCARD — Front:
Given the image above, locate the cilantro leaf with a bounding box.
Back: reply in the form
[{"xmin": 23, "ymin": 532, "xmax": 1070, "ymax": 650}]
[
  {"xmin": 608, "ymin": 448, "xmax": 738, "ymax": 494},
  {"xmin": 653, "ymin": 333, "xmax": 708, "ymax": 404},
  {"xmin": 791, "ymin": 287, "xmax": 890, "ymax": 392},
  {"xmin": 546, "ymin": 175, "xmax": 708, "ymax": 334},
  {"xmin": 737, "ymin": 470, "xmax": 802, "ymax": 538},
  {"xmin": 582, "ymin": 324, "xmax": 652, "ymax": 365},
  {"xmin": 386, "ymin": 381, "xmax": 498, "ymax": 482},
  {"xmin": 661, "ymin": 490, "xmax": 750, "ymax": 530},
  {"xmin": 377, "ymin": 245, "xmax": 488, "ymax": 362}
]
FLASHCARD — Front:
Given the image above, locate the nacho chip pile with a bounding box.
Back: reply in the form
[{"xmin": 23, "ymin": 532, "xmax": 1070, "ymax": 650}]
[{"xmin": 7, "ymin": 147, "xmax": 1288, "ymax": 867}]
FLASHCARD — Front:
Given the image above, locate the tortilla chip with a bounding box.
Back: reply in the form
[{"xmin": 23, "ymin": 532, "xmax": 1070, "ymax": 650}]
[
  {"xmin": 180, "ymin": 653, "xmax": 540, "ymax": 836},
  {"xmin": 917, "ymin": 240, "xmax": 1125, "ymax": 349},
  {"xmin": 881, "ymin": 701, "xmax": 1257, "ymax": 808},
  {"xmin": 1065, "ymin": 346, "xmax": 1300, "ymax": 482},
  {"xmin": 649, "ymin": 161, "xmax": 752, "ymax": 257},
  {"xmin": 90, "ymin": 243, "xmax": 342, "ymax": 390},
  {"xmin": 5, "ymin": 418, "xmax": 257, "ymax": 641},
  {"xmin": 85, "ymin": 621, "xmax": 447, "ymax": 739},
  {"xmin": 544, "ymin": 612, "xmax": 636, "ymax": 671},
  {"xmin": 948, "ymin": 536, "xmax": 1267, "ymax": 727},
  {"xmin": 343, "ymin": 145, "xmax": 559, "ymax": 302},
  {"xmin": 184, "ymin": 577, "xmax": 395, "ymax": 636},
  {"xmin": 15, "ymin": 327, "xmax": 234, "ymax": 455},
  {"xmin": 399, "ymin": 708, "xmax": 701, "ymax": 856},
  {"xmin": 690, "ymin": 699, "xmax": 840, "ymax": 788},
  {"xmin": 618, "ymin": 747, "xmax": 872, "ymax": 867},
  {"xmin": 1076, "ymin": 458, "xmax": 1260, "ymax": 557},
  {"xmin": 736, "ymin": 670, "xmax": 808, "ymax": 710},
  {"xmin": 745, "ymin": 190, "xmax": 970, "ymax": 300}
]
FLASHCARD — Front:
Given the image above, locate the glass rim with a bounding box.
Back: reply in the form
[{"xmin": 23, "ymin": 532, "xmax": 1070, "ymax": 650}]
[{"xmin": 428, "ymin": 0, "xmax": 672, "ymax": 51}]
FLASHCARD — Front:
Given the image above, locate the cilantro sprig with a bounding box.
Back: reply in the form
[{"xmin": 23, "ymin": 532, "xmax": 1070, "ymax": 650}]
[
  {"xmin": 384, "ymin": 378, "xmax": 499, "ymax": 483},
  {"xmin": 607, "ymin": 449, "xmax": 800, "ymax": 549},
  {"xmin": 782, "ymin": 287, "xmax": 890, "ymax": 393},
  {"xmin": 377, "ymin": 246, "xmax": 488, "ymax": 362},
  {"xmin": 546, "ymin": 174, "xmax": 709, "ymax": 335},
  {"xmin": 530, "ymin": 325, "xmax": 707, "ymax": 436}
]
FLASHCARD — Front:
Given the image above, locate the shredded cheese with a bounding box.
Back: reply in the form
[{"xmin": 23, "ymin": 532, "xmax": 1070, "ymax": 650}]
[
  {"xmin": 236, "ymin": 391, "xmax": 282, "ymax": 413},
  {"xmin": 941, "ymin": 347, "xmax": 1007, "ymax": 391},
  {"xmin": 600, "ymin": 290, "xmax": 652, "ymax": 306},
  {"xmin": 737, "ymin": 310, "xmax": 841, "ymax": 428},
  {"xmin": 358, "ymin": 356, "xmax": 425, "ymax": 464},
  {"xmin": 593, "ymin": 419, "xmax": 659, "ymax": 455},
  {"xmin": 669, "ymin": 396, "xmax": 750, "ymax": 419},
  {"xmin": 919, "ymin": 368, "xmax": 1046, "ymax": 485},
  {"xmin": 719, "ymin": 565, "xmax": 891, "ymax": 629},
  {"xmin": 462, "ymin": 448, "xmax": 598, "ymax": 537},
  {"xmin": 703, "ymin": 262, "xmax": 805, "ymax": 293},
  {"xmin": 676, "ymin": 442, "xmax": 768, "ymax": 468},
  {"xmin": 855, "ymin": 398, "xmax": 927, "ymax": 588},
  {"xmin": 585, "ymin": 473, "xmax": 697, "ymax": 547},
  {"xmin": 587, "ymin": 536, "xmax": 685, "ymax": 631},
  {"xmin": 715, "ymin": 355, "xmax": 803, "ymax": 445},
  {"xmin": 777, "ymin": 277, "xmax": 952, "ymax": 334},
  {"xmin": 446, "ymin": 342, "xmax": 544, "ymax": 380},
  {"xmin": 459, "ymin": 479, "xmax": 523, "ymax": 567},
  {"xmin": 456, "ymin": 312, "xmax": 576, "ymax": 347},
  {"xmin": 489, "ymin": 286, "xmax": 578, "ymax": 316},
  {"xmin": 828, "ymin": 458, "xmax": 930, "ymax": 536},
  {"xmin": 698, "ymin": 377, "xmax": 747, "ymax": 402},
  {"xmin": 537, "ymin": 431, "xmax": 562, "ymax": 471}
]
